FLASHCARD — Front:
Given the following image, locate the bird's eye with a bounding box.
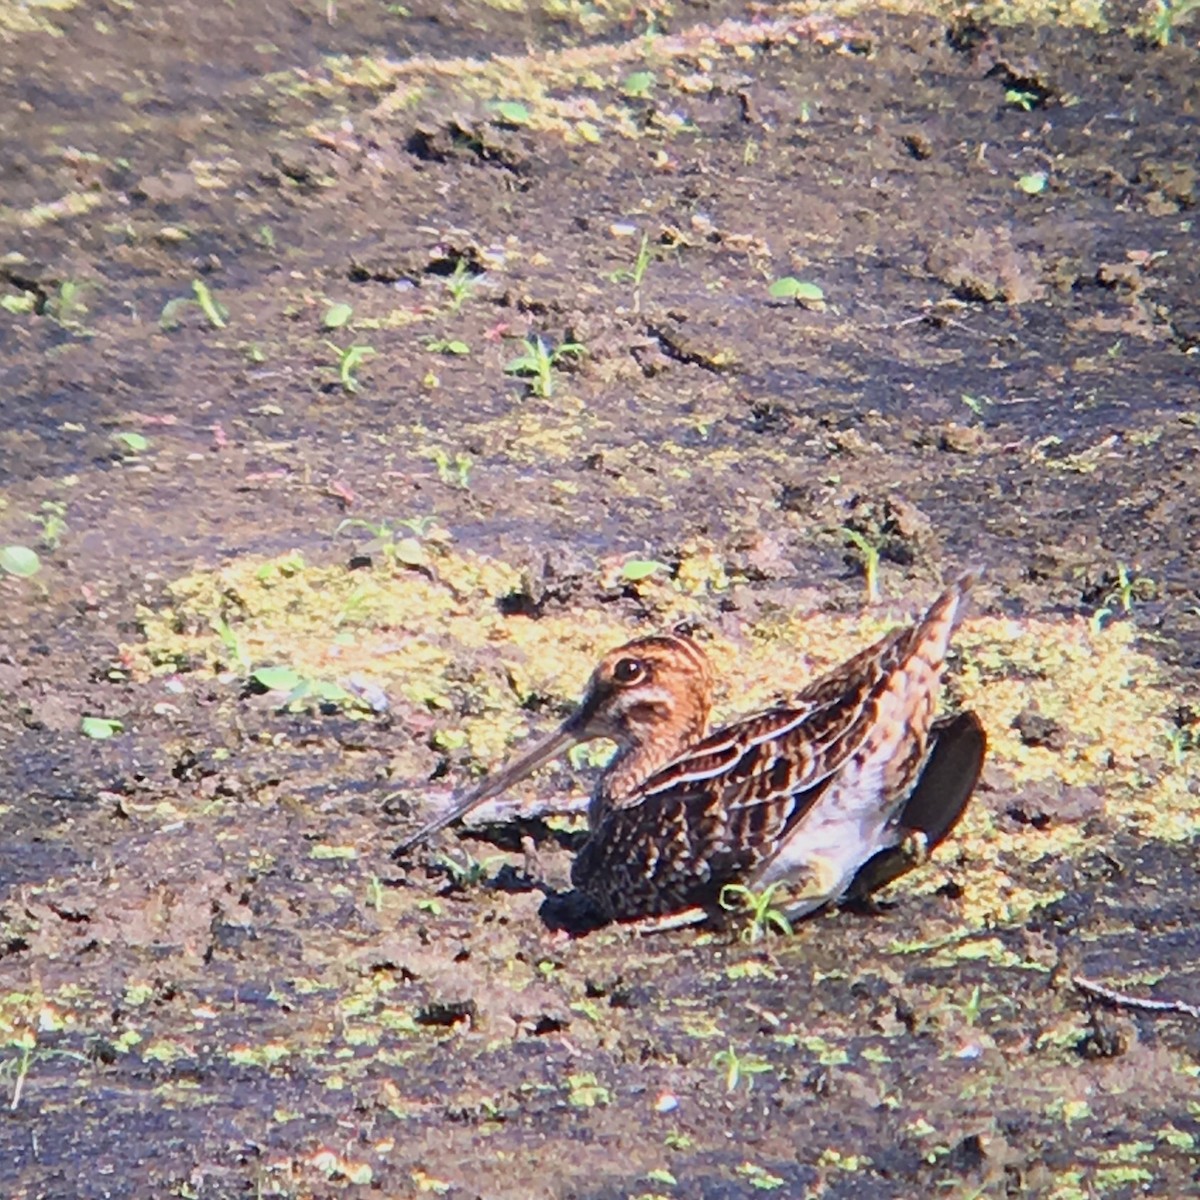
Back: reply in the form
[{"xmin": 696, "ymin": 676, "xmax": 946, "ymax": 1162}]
[{"xmin": 612, "ymin": 657, "xmax": 645, "ymax": 684}]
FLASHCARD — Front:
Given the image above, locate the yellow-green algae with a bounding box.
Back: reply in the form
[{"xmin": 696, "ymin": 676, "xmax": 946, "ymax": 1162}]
[{"xmin": 132, "ymin": 544, "xmax": 1198, "ymax": 933}]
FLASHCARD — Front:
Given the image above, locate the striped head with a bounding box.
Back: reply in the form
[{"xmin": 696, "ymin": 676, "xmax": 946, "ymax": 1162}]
[
  {"xmin": 394, "ymin": 632, "xmax": 713, "ymax": 851},
  {"xmin": 568, "ymin": 634, "xmax": 713, "ymax": 750}
]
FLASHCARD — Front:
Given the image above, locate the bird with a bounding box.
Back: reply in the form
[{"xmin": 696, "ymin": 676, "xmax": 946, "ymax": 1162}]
[{"xmin": 395, "ymin": 574, "xmax": 985, "ymax": 928}]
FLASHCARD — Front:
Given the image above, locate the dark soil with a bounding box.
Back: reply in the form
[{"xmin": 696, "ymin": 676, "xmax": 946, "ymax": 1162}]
[{"xmin": 2, "ymin": 2, "xmax": 1198, "ymax": 1198}]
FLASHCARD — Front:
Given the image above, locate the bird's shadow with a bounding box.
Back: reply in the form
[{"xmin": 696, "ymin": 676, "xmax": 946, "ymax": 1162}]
[{"xmin": 489, "ymin": 862, "xmax": 610, "ymax": 935}]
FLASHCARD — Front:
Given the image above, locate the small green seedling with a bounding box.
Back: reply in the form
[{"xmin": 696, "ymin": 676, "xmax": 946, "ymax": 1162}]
[
  {"xmin": 608, "ymin": 233, "xmax": 653, "ymax": 311},
  {"xmin": 192, "ymin": 279, "xmax": 227, "ymax": 328},
  {"xmin": 711, "ymin": 1045, "xmax": 774, "ymax": 1093},
  {"xmin": 1144, "ymin": 0, "xmax": 1200, "ymax": 45},
  {"xmin": 623, "ymin": 70, "xmax": 655, "ymax": 97},
  {"xmin": 432, "ymin": 448, "xmax": 472, "ymax": 489},
  {"xmin": 1005, "ymin": 88, "xmax": 1040, "ymax": 111},
  {"xmin": 323, "ymin": 302, "xmax": 353, "ymax": 329},
  {"xmin": 160, "ymin": 279, "xmax": 229, "ymax": 330},
  {"xmin": 620, "ymin": 559, "xmax": 668, "ymax": 583},
  {"xmin": 425, "ymin": 337, "xmax": 470, "ymax": 356},
  {"xmin": 35, "ymin": 500, "xmax": 70, "ymax": 549},
  {"xmin": 1017, "ymin": 171, "xmax": 1048, "ymax": 195},
  {"xmin": 719, "ymin": 882, "xmax": 794, "ymax": 944},
  {"xmin": 769, "ymin": 277, "xmax": 825, "ymax": 309},
  {"xmin": 1104, "ymin": 562, "xmax": 1155, "ymax": 614},
  {"xmin": 211, "ymin": 615, "xmax": 253, "ymax": 676},
  {"xmin": 504, "ymin": 334, "xmax": 586, "ymax": 398},
  {"xmin": 1165, "ymin": 727, "xmax": 1195, "ymax": 767},
  {"xmin": 0, "ymin": 545, "xmax": 41, "ymax": 578},
  {"xmin": 491, "ymin": 100, "xmax": 530, "ymax": 126},
  {"xmin": 81, "ymin": 716, "xmax": 124, "ymax": 739},
  {"xmin": 335, "ymin": 517, "xmax": 429, "ymax": 567},
  {"xmin": 113, "ymin": 431, "xmax": 150, "ymax": 456},
  {"xmin": 48, "ymin": 280, "xmax": 92, "ymax": 333},
  {"xmin": 251, "ymin": 665, "xmax": 367, "ymax": 713},
  {"xmin": 443, "ymin": 258, "xmax": 478, "ymax": 313},
  {"xmin": 326, "ymin": 342, "xmax": 375, "ymax": 393},
  {"xmin": 842, "ymin": 528, "xmax": 882, "ymax": 603},
  {"xmin": 435, "ymin": 848, "xmax": 505, "ymax": 889},
  {"xmin": 0, "ymin": 291, "xmax": 36, "ymax": 315}
]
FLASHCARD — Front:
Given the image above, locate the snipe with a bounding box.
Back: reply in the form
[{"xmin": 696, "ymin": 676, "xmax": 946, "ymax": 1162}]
[{"xmin": 396, "ymin": 575, "xmax": 985, "ymax": 926}]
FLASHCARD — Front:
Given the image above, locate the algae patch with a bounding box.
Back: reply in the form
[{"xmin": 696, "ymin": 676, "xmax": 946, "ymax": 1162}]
[{"xmin": 131, "ymin": 548, "xmax": 1195, "ymax": 931}]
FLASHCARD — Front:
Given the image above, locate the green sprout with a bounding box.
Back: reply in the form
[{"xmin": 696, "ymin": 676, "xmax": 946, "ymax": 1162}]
[
  {"xmin": 432, "ymin": 448, "xmax": 472, "ymax": 489},
  {"xmin": 425, "ymin": 337, "xmax": 470, "ymax": 356},
  {"xmin": 159, "ymin": 279, "xmax": 229, "ymax": 330},
  {"xmin": 1165, "ymin": 727, "xmax": 1195, "ymax": 767},
  {"xmin": 48, "ymin": 280, "xmax": 92, "ymax": 333},
  {"xmin": 1104, "ymin": 562, "xmax": 1155, "ymax": 614},
  {"xmin": 842, "ymin": 528, "xmax": 882, "ymax": 603},
  {"xmin": 435, "ymin": 848, "xmax": 505, "ymax": 889},
  {"xmin": 335, "ymin": 517, "xmax": 430, "ymax": 568},
  {"xmin": 0, "ymin": 546, "xmax": 41, "ymax": 578},
  {"xmin": 1144, "ymin": 0, "xmax": 1200, "ymax": 45},
  {"xmin": 192, "ymin": 279, "xmax": 227, "ymax": 328},
  {"xmin": 608, "ymin": 233, "xmax": 653, "ymax": 311},
  {"xmin": 1, "ymin": 1029, "xmax": 36, "ymax": 1110},
  {"xmin": 323, "ymin": 302, "xmax": 353, "ymax": 329},
  {"xmin": 711, "ymin": 1045, "xmax": 774, "ymax": 1093},
  {"xmin": 31, "ymin": 501, "xmax": 68, "ymax": 549},
  {"xmin": 211, "ymin": 615, "xmax": 253, "ymax": 676},
  {"xmin": 251, "ymin": 665, "xmax": 368, "ymax": 713},
  {"xmin": 80, "ymin": 716, "xmax": 124, "ymax": 739},
  {"xmin": 326, "ymin": 342, "xmax": 375, "ymax": 393},
  {"xmin": 768, "ymin": 277, "xmax": 825, "ymax": 308},
  {"xmin": 504, "ymin": 334, "xmax": 586, "ymax": 398},
  {"xmin": 443, "ymin": 258, "xmax": 477, "ymax": 314},
  {"xmin": 1005, "ymin": 88, "xmax": 1039, "ymax": 111},
  {"xmin": 718, "ymin": 883, "xmax": 794, "ymax": 944}
]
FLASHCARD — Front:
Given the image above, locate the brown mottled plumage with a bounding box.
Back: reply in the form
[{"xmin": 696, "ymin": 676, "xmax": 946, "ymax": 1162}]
[{"xmin": 396, "ymin": 575, "xmax": 985, "ymax": 924}]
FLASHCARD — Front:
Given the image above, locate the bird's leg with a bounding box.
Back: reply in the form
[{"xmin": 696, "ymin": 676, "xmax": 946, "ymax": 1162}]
[{"xmin": 842, "ymin": 829, "xmax": 931, "ymax": 906}]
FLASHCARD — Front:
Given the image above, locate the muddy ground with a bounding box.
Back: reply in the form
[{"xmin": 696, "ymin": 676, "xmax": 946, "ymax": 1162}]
[{"xmin": 1, "ymin": 1, "xmax": 1199, "ymax": 1197}]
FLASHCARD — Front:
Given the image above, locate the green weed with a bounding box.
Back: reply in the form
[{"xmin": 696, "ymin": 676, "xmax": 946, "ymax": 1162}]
[
  {"xmin": 432, "ymin": 449, "xmax": 472, "ymax": 489},
  {"xmin": 842, "ymin": 528, "xmax": 882, "ymax": 603},
  {"xmin": 335, "ymin": 517, "xmax": 432, "ymax": 568},
  {"xmin": 608, "ymin": 233, "xmax": 653, "ymax": 311},
  {"xmin": 251, "ymin": 665, "xmax": 369, "ymax": 713},
  {"xmin": 425, "ymin": 337, "xmax": 470, "ymax": 356},
  {"xmin": 1104, "ymin": 562, "xmax": 1155, "ymax": 614},
  {"xmin": 31, "ymin": 500, "xmax": 68, "ymax": 549},
  {"xmin": 326, "ymin": 342, "xmax": 375, "ymax": 393},
  {"xmin": 443, "ymin": 258, "xmax": 477, "ymax": 314},
  {"xmin": 211, "ymin": 615, "xmax": 253, "ymax": 676},
  {"xmin": 160, "ymin": 279, "xmax": 229, "ymax": 330},
  {"xmin": 718, "ymin": 882, "xmax": 793, "ymax": 943},
  {"xmin": 435, "ymin": 848, "xmax": 505, "ymax": 889},
  {"xmin": 711, "ymin": 1044, "xmax": 774, "ymax": 1093},
  {"xmin": 0, "ymin": 545, "xmax": 41, "ymax": 578},
  {"xmin": 504, "ymin": 334, "xmax": 586, "ymax": 398},
  {"xmin": 1143, "ymin": 0, "xmax": 1200, "ymax": 45}
]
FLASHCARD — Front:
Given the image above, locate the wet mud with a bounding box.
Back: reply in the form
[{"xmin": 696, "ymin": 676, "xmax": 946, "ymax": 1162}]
[{"xmin": 1, "ymin": 2, "xmax": 1198, "ymax": 1197}]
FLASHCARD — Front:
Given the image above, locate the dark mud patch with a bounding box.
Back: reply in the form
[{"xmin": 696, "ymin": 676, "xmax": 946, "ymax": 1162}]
[{"xmin": 2, "ymin": 2, "xmax": 1199, "ymax": 1197}]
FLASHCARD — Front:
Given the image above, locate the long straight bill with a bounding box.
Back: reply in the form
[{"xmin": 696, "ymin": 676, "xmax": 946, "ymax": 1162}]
[{"xmin": 393, "ymin": 721, "xmax": 584, "ymax": 855}]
